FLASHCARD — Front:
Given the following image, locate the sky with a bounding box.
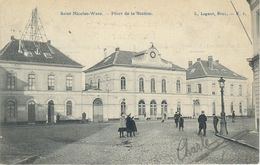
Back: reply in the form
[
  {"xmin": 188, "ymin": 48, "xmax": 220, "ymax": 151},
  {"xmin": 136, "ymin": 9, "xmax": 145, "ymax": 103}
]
[{"xmin": 0, "ymin": 0, "xmax": 253, "ymax": 82}]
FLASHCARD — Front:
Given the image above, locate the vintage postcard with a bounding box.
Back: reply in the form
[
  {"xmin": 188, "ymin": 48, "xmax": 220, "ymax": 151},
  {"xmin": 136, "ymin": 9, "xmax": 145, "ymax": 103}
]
[{"xmin": 0, "ymin": 0, "xmax": 259, "ymax": 164}]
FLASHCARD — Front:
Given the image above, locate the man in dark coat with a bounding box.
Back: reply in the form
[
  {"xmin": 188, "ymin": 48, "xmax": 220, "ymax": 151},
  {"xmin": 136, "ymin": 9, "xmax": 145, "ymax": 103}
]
[
  {"xmin": 174, "ymin": 112, "xmax": 180, "ymax": 128},
  {"xmin": 232, "ymin": 111, "xmax": 235, "ymax": 122},
  {"xmin": 126, "ymin": 114, "xmax": 133, "ymax": 137},
  {"xmin": 131, "ymin": 116, "xmax": 137, "ymax": 136},
  {"xmin": 213, "ymin": 114, "xmax": 219, "ymax": 134},
  {"xmin": 198, "ymin": 111, "xmax": 207, "ymax": 136},
  {"xmin": 178, "ymin": 114, "xmax": 184, "ymax": 131}
]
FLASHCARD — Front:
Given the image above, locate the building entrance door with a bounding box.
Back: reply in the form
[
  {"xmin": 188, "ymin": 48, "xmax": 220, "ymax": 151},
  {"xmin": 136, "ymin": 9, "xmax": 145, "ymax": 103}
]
[
  {"xmin": 48, "ymin": 100, "xmax": 54, "ymax": 123},
  {"xmin": 93, "ymin": 98, "xmax": 103, "ymax": 122},
  {"xmin": 28, "ymin": 101, "xmax": 36, "ymax": 123}
]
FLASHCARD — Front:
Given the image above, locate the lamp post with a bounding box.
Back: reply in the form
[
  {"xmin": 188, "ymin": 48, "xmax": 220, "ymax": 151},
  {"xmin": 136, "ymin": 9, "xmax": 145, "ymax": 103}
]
[{"xmin": 218, "ymin": 77, "xmax": 228, "ymax": 135}]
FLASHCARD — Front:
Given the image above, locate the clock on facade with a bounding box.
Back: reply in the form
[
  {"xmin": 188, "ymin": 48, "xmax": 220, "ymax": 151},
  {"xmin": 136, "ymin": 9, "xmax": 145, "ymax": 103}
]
[{"xmin": 150, "ymin": 51, "xmax": 156, "ymax": 58}]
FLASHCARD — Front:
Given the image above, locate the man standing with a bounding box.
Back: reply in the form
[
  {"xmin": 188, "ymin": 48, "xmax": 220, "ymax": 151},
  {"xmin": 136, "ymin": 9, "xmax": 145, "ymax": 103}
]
[
  {"xmin": 232, "ymin": 111, "xmax": 235, "ymax": 123},
  {"xmin": 198, "ymin": 111, "xmax": 207, "ymax": 136},
  {"xmin": 174, "ymin": 112, "xmax": 179, "ymax": 128},
  {"xmin": 178, "ymin": 114, "xmax": 184, "ymax": 131},
  {"xmin": 213, "ymin": 114, "xmax": 219, "ymax": 134}
]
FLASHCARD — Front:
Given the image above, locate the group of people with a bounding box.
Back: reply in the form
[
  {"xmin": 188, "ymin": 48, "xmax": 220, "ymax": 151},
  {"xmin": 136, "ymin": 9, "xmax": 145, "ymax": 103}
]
[
  {"xmin": 118, "ymin": 113, "xmax": 137, "ymax": 138},
  {"xmin": 118, "ymin": 110, "xmax": 236, "ymax": 138}
]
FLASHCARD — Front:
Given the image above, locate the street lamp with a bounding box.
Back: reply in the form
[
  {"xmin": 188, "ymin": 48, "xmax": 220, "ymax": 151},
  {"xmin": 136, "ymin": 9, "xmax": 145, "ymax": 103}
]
[{"xmin": 218, "ymin": 77, "xmax": 228, "ymax": 135}]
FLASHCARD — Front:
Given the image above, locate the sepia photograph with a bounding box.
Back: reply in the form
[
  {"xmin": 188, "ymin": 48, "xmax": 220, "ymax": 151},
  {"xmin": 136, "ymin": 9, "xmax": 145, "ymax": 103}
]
[{"xmin": 0, "ymin": 0, "xmax": 259, "ymax": 164}]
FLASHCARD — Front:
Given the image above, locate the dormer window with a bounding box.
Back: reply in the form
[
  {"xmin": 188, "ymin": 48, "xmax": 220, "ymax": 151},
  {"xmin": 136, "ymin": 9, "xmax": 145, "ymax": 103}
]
[{"xmin": 44, "ymin": 52, "xmax": 52, "ymax": 58}]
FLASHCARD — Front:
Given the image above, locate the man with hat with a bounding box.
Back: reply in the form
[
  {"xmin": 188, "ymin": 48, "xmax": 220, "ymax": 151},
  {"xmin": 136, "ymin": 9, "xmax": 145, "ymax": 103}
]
[{"xmin": 198, "ymin": 111, "xmax": 207, "ymax": 136}]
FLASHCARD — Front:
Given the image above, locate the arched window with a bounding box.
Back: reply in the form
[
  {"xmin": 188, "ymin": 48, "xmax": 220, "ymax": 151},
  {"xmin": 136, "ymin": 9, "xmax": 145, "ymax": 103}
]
[
  {"xmin": 138, "ymin": 100, "xmax": 145, "ymax": 115},
  {"xmin": 48, "ymin": 74, "xmax": 55, "ymax": 90},
  {"xmin": 121, "ymin": 101, "xmax": 126, "ymax": 114},
  {"xmin": 230, "ymin": 102, "xmax": 234, "ymax": 113},
  {"xmin": 139, "ymin": 78, "xmax": 144, "ymax": 92},
  {"xmin": 239, "ymin": 102, "xmax": 242, "ymax": 114},
  {"xmin": 161, "ymin": 100, "xmax": 168, "ymax": 114},
  {"xmin": 6, "ymin": 100, "xmax": 16, "ymax": 118},
  {"xmin": 162, "ymin": 79, "xmax": 166, "ymax": 93},
  {"xmin": 176, "ymin": 80, "xmax": 181, "ymax": 93},
  {"xmin": 66, "ymin": 101, "xmax": 72, "ymax": 116},
  {"xmin": 28, "ymin": 73, "xmax": 36, "ymax": 90},
  {"xmin": 151, "ymin": 78, "xmax": 155, "ymax": 93},
  {"xmin": 121, "ymin": 77, "xmax": 126, "ymax": 90},
  {"xmin": 66, "ymin": 75, "xmax": 73, "ymax": 91},
  {"xmin": 150, "ymin": 100, "xmax": 157, "ymax": 116},
  {"xmin": 177, "ymin": 101, "xmax": 181, "ymax": 113}
]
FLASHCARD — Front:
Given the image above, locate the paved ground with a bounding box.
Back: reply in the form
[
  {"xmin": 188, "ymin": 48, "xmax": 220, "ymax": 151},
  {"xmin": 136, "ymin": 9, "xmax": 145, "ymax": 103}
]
[{"xmin": 0, "ymin": 117, "xmax": 259, "ymax": 164}]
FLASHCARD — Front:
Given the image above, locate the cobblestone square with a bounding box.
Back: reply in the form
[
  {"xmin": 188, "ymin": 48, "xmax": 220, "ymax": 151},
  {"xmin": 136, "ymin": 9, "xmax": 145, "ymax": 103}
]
[{"xmin": 0, "ymin": 118, "xmax": 258, "ymax": 164}]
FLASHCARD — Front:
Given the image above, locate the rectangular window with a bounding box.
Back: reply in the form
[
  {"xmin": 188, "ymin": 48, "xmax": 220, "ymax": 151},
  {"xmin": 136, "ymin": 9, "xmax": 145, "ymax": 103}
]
[
  {"xmin": 198, "ymin": 84, "xmax": 202, "ymax": 93},
  {"xmin": 176, "ymin": 80, "xmax": 181, "ymax": 93},
  {"xmin": 230, "ymin": 84, "xmax": 234, "ymax": 96},
  {"xmin": 28, "ymin": 74, "xmax": 35, "ymax": 90},
  {"xmin": 7, "ymin": 73, "xmax": 15, "ymax": 90},
  {"xmin": 187, "ymin": 85, "xmax": 191, "ymax": 93},
  {"xmin": 239, "ymin": 85, "xmax": 242, "ymax": 96},
  {"xmin": 66, "ymin": 76, "xmax": 73, "ymax": 91},
  {"xmin": 212, "ymin": 83, "xmax": 216, "ymax": 95},
  {"xmin": 48, "ymin": 75, "xmax": 55, "ymax": 90}
]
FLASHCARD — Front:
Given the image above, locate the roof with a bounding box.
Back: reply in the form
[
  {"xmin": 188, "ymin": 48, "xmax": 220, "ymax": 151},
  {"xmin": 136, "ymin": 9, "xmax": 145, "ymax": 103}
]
[
  {"xmin": 84, "ymin": 50, "xmax": 185, "ymax": 72},
  {"xmin": 186, "ymin": 59, "xmax": 247, "ymax": 80},
  {"xmin": 0, "ymin": 38, "xmax": 83, "ymax": 68}
]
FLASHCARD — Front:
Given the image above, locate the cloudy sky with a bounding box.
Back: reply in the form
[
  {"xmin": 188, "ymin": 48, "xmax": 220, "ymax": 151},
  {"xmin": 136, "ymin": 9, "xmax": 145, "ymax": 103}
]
[{"xmin": 0, "ymin": 0, "xmax": 253, "ymax": 81}]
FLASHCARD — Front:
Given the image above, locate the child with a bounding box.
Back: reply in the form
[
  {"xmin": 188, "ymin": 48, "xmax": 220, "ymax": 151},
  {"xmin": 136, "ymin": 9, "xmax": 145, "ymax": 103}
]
[
  {"xmin": 118, "ymin": 113, "xmax": 126, "ymax": 138},
  {"xmin": 178, "ymin": 114, "xmax": 184, "ymax": 131}
]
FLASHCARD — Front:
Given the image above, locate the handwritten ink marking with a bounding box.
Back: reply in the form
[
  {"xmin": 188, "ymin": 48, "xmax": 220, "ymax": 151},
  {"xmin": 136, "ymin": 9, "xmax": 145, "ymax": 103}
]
[{"xmin": 176, "ymin": 136, "xmax": 223, "ymax": 161}]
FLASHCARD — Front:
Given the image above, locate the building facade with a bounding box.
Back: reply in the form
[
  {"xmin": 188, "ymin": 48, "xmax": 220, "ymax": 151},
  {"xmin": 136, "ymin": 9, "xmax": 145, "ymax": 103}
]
[
  {"xmin": 186, "ymin": 56, "xmax": 248, "ymax": 117},
  {"xmin": 0, "ymin": 37, "xmax": 83, "ymax": 123},
  {"xmin": 247, "ymin": 0, "xmax": 259, "ymax": 131},
  {"xmin": 83, "ymin": 47, "xmax": 188, "ymax": 121},
  {"xmin": 82, "ymin": 48, "xmax": 249, "ymax": 122}
]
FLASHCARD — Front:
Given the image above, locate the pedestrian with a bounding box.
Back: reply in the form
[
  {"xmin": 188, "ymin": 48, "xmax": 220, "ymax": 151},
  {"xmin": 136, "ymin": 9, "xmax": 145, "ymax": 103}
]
[
  {"xmin": 131, "ymin": 116, "xmax": 137, "ymax": 136},
  {"xmin": 82, "ymin": 112, "xmax": 86, "ymax": 123},
  {"xmin": 164, "ymin": 113, "xmax": 167, "ymax": 120},
  {"xmin": 174, "ymin": 112, "xmax": 180, "ymax": 128},
  {"xmin": 126, "ymin": 114, "xmax": 133, "ymax": 137},
  {"xmin": 198, "ymin": 111, "xmax": 207, "ymax": 136},
  {"xmin": 118, "ymin": 113, "xmax": 126, "ymax": 138},
  {"xmin": 144, "ymin": 111, "xmax": 146, "ymax": 120},
  {"xmin": 178, "ymin": 114, "xmax": 184, "ymax": 131},
  {"xmin": 232, "ymin": 111, "xmax": 235, "ymax": 123},
  {"xmin": 213, "ymin": 113, "xmax": 219, "ymax": 134},
  {"xmin": 56, "ymin": 113, "xmax": 60, "ymax": 123}
]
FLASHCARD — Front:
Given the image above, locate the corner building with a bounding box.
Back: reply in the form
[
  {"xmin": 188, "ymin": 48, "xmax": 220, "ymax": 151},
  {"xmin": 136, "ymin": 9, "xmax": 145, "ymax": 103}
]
[{"xmin": 0, "ymin": 37, "xmax": 83, "ymax": 123}]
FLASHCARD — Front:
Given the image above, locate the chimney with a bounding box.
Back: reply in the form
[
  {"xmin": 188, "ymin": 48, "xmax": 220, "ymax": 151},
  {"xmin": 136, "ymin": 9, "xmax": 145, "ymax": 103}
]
[
  {"xmin": 115, "ymin": 47, "xmax": 120, "ymax": 52},
  {"xmin": 188, "ymin": 61, "xmax": 193, "ymax": 67},
  {"xmin": 197, "ymin": 58, "xmax": 201, "ymax": 61},
  {"xmin": 104, "ymin": 48, "xmax": 107, "ymax": 58},
  {"xmin": 47, "ymin": 40, "xmax": 51, "ymax": 44},
  {"xmin": 11, "ymin": 36, "xmax": 15, "ymax": 41},
  {"xmin": 208, "ymin": 56, "xmax": 213, "ymax": 69}
]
